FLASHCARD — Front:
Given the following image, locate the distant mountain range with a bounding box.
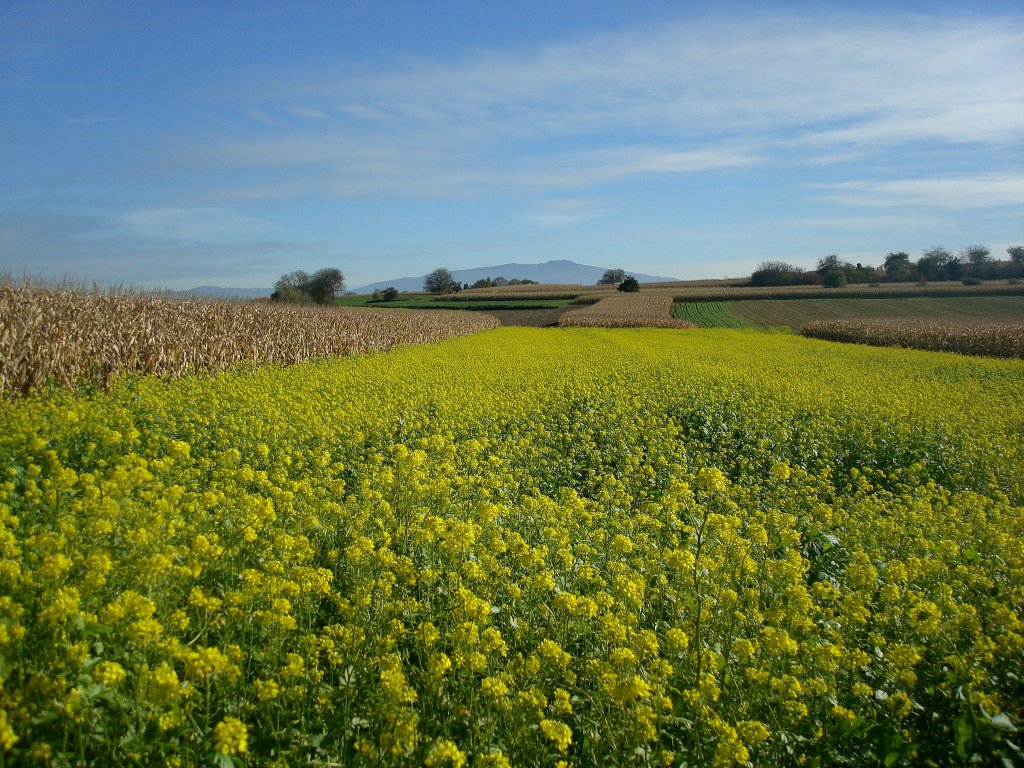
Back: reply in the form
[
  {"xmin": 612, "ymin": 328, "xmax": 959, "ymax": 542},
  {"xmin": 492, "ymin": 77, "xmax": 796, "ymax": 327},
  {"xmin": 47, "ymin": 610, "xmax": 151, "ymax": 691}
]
[{"xmin": 355, "ymin": 260, "xmax": 679, "ymax": 293}]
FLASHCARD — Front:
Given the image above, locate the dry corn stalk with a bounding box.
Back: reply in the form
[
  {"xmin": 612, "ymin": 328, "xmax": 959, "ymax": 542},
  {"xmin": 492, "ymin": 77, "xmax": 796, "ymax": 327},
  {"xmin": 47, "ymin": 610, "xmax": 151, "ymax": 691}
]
[
  {"xmin": 0, "ymin": 283, "xmax": 498, "ymax": 396},
  {"xmin": 802, "ymin": 318, "xmax": 1024, "ymax": 359}
]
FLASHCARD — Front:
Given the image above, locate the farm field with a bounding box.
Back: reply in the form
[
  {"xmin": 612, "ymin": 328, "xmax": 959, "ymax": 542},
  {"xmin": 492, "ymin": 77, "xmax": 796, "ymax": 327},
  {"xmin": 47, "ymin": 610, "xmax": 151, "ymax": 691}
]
[
  {"xmin": 802, "ymin": 318, "xmax": 1024, "ymax": 359},
  {"xmin": 559, "ymin": 294, "xmax": 693, "ymax": 328},
  {"xmin": 667, "ymin": 281, "xmax": 1024, "ymax": 303},
  {"xmin": 726, "ymin": 296, "xmax": 1024, "ymax": 329},
  {"xmin": 671, "ymin": 302, "xmax": 749, "ymax": 329},
  {"xmin": 462, "ymin": 279, "xmax": 1024, "ymax": 304},
  {"xmin": 1, "ymin": 327, "xmax": 1021, "ymax": 766},
  {"xmin": 484, "ymin": 308, "xmax": 571, "ymax": 327},
  {"xmin": 0, "ymin": 284, "xmax": 497, "ymax": 397},
  {"xmin": 673, "ymin": 297, "xmax": 1024, "ymax": 329},
  {"xmin": 333, "ymin": 285, "xmax": 1024, "ymax": 332},
  {"xmin": 337, "ymin": 296, "xmax": 575, "ymax": 311}
]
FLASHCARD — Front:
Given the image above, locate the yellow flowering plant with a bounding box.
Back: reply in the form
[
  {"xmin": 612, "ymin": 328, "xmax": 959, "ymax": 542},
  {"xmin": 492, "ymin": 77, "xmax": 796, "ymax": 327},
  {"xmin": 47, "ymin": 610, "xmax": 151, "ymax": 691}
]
[{"xmin": 0, "ymin": 327, "xmax": 1021, "ymax": 765}]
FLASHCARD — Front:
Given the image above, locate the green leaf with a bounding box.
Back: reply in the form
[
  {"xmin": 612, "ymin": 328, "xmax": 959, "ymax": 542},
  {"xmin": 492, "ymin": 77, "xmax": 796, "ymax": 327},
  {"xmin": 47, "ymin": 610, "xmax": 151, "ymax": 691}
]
[
  {"xmin": 955, "ymin": 717, "xmax": 972, "ymax": 760},
  {"xmin": 206, "ymin": 751, "xmax": 236, "ymax": 768}
]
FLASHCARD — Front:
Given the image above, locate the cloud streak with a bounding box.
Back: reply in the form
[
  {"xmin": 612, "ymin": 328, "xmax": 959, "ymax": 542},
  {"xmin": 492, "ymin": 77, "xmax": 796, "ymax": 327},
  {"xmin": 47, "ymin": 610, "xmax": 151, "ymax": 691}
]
[
  {"xmin": 3, "ymin": 5, "xmax": 1022, "ymax": 287},
  {"xmin": 318, "ymin": 13, "xmax": 1022, "ymax": 143},
  {"xmin": 810, "ymin": 174, "xmax": 1024, "ymax": 209},
  {"xmin": 205, "ymin": 10, "xmax": 1024, "ymax": 201},
  {"xmin": 111, "ymin": 206, "xmax": 285, "ymax": 244},
  {"xmin": 524, "ymin": 198, "xmax": 611, "ymax": 227}
]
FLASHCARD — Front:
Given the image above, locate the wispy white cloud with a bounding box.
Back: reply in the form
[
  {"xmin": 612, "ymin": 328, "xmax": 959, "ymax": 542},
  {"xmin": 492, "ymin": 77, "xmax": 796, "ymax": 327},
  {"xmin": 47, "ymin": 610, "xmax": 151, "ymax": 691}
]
[
  {"xmin": 776, "ymin": 213, "xmax": 939, "ymax": 229},
  {"xmin": 208, "ymin": 11, "xmax": 1023, "ymax": 201},
  {"xmin": 810, "ymin": 174, "xmax": 1024, "ymax": 209},
  {"xmin": 110, "ymin": 206, "xmax": 285, "ymax": 244},
  {"xmin": 285, "ymin": 107, "xmax": 330, "ymax": 121},
  {"xmin": 524, "ymin": 197, "xmax": 611, "ymax": 226},
  {"xmin": 508, "ymin": 146, "xmax": 761, "ymax": 189},
  {"xmin": 284, "ymin": 18, "xmax": 1023, "ymax": 143},
  {"xmin": 6, "ymin": 6, "xmax": 1020, "ymax": 289}
]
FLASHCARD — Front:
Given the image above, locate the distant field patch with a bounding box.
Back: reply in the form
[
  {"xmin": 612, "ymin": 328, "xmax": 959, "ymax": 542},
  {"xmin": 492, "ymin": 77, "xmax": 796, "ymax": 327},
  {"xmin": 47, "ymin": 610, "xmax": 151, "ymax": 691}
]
[
  {"xmin": 338, "ymin": 295, "xmax": 574, "ymax": 311},
  {"xmin": 727, "ymin": 296, "xmax": 1024, "ymax": 329},
  {"xmin": 560, "ymin": 293, "xmax": 694, "ymax": 328},
  {"xmin": 385, "ymin": 298, "xmax": 573, "ymax": 310},
  {"xmin": 670, "ymin": 280, "xmax": 1024, "ymax": 302},
  {"xmin": 485, "ymin": 307, "xmax": 571, "ymax": 327},
  {"xmin": 672, "ymin": 301, "xmax": 749, "ymax": 328},
  {"xmin": 803, "ymin": 318, "xmax": 1024, "ymax": 359}
]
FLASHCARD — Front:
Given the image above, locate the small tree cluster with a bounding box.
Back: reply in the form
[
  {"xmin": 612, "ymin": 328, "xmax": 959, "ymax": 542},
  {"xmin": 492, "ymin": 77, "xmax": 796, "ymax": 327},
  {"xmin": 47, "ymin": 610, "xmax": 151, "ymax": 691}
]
[
  {"xmin": 598, "ymin": 268, "xmax": 626, "ymax": 285},
  {"xmin": 272, "ymin": 268, "xmax": 345, "ymax": 305},
  {"xmin": 372, "ymin": 287, "xmax": 399, "ymax": 302},
  {"xmin": 469, "ymin": 277, "xmax": 538, "ymax": 289},
  {"xmin": 617, "ymin": 276, "xmax": 640, "ymax": 292},
  {"xmin": 424, "ymin": 268, "xmax": 460, "ymax": 295},
  {"xmin": 751, "ymin": 261, "xmax": 817, "ymax": 287}
]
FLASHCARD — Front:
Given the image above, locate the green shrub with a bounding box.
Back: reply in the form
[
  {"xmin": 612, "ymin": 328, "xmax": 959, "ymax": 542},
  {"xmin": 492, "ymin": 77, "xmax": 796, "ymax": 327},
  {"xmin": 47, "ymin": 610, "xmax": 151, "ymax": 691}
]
[
  {"xmin": 371, "ymin": 287, "xmax": 400, "ymax": 302},
  {"xmin": 822, "ymin": 270, "xmax": 847, "ymax": 288}
]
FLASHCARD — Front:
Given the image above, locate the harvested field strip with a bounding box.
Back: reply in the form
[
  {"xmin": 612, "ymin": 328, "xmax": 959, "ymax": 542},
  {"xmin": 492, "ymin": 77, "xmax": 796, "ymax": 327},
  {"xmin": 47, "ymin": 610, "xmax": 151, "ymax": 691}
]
[
  {"xmin": 0, "ymin": 284, "xmax": 497, "ymax": 396},
  {"xmin": 559, "ymin": 293, "xmax": 694, "ymax": 328},
  {"xmin": 728, "ymin": 296, "xmax": 1024, "ymax": 329},
  {"xmin": 802, "ymin": 318, "xmax": 1024, "ymax": 359}
]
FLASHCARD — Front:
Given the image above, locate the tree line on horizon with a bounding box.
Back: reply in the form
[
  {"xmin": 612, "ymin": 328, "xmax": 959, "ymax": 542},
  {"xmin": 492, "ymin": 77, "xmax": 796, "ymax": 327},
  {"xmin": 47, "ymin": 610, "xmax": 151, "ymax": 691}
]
[
  {"xmin": 752, "ymin": 245, "xmax": 1024, "ymax": 288},
  {"xmin": 421, "ymin": 267, "xmax": 539, "ymax": 294},
  {"xmin": 268, "ymin": 266, "xmax": 545, "ymax": 305},
  {"xmin": 267, "ymin": 244, "xmax": 1024, "ymax": 307}
]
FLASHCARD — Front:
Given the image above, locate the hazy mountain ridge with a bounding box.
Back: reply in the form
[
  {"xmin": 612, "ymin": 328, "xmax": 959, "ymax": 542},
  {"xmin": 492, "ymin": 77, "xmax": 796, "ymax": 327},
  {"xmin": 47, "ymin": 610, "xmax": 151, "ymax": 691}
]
[{"xmin": 355, "ymin": 260, "xmax": 679, "ymax": 293}]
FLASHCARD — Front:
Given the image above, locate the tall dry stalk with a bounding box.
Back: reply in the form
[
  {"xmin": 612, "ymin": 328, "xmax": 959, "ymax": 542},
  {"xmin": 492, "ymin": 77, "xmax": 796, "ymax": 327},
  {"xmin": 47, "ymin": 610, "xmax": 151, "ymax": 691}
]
[
  {"xmin": 0, "ymin": 283, "xmax": 498, "ymax": 396},
  {"xmin": 802, "ymin": 318, "xmax": 1024, "ymax": 359}
]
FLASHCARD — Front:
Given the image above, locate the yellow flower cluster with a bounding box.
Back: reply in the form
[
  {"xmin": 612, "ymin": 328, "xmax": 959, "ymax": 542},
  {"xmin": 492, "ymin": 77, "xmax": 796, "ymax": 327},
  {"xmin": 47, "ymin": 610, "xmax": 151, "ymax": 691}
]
[
  {"xmin": 212, "ymin": 716, "xmax": 248, "ymax": 756},
  {"xmin": 0, "ymin": 327, "xmax": 1021, "ymax": 766}
]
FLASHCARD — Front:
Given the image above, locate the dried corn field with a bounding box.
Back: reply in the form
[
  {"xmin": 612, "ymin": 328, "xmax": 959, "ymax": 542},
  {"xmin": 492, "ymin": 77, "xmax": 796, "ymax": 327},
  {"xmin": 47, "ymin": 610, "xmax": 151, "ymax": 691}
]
[
  {"xmin": 558, "ymin": 293, "xmax": 695, "ymax": 328},
  {"xmin": 0, "ymin": 284, "xmax": 498, "ymax": 396},
  {"xmin": 801, "ymin": 318, "xmax": 1024, "ymax": 359}
]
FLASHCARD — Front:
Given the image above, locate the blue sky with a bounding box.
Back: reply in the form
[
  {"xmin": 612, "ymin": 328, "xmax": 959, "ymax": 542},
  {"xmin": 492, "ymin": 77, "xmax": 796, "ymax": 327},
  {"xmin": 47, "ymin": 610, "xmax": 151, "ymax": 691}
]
[{"xmin": 2, "ymin": 1, "xmax": 1023, "ymax": 290}]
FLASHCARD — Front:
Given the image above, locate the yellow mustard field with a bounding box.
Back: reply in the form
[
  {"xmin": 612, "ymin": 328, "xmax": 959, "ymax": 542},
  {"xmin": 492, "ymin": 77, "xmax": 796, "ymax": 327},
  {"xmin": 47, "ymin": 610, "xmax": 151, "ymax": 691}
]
[{"xmin": 0, "ymin": 328, "xmax": 1022, "ymax": 767}]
